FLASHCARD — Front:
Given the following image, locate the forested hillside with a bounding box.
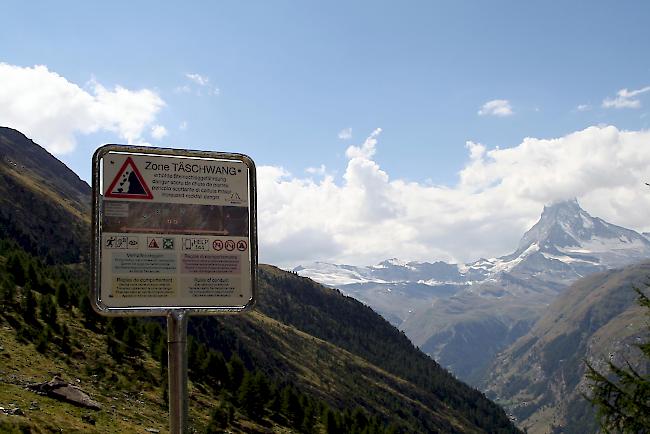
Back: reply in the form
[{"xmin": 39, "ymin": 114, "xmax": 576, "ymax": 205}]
[{"xmin": 0, "ymin": 127, "xmax": 520, "ymax": 433}]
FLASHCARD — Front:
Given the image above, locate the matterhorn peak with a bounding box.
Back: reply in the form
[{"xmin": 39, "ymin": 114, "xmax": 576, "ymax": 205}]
[{"xmin": 540, "ymin": 198, "xmax": 583, "ymax": 219}]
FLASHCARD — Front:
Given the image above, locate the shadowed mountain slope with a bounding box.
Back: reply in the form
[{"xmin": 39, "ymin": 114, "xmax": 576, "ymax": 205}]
[
  {"xmin": 485, "ymin": 262, "xmax": 650, "ymax": 434},
  {"xmin": 0, "ymin": 127, "xmax": 520, "ymax": 433},
  {"xmin": 0, "ymin": 127, "xmax": 90, "ymax": 263}
]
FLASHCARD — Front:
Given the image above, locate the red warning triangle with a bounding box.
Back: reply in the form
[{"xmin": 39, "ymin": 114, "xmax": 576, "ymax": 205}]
[{"xmin": 105, "ymin": 157, "xmax": 153, "ymax": 200}]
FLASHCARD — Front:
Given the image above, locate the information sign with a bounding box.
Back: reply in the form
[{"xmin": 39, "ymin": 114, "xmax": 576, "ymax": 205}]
[{"xmin": 91, "ymin": 145, "xmax": 257, "ymax": 314}]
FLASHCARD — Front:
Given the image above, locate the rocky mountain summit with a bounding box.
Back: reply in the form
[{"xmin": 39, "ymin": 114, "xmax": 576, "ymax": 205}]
[
  {"xmin": 301, "ymin": 198, "xmax": 650, "ymax": 287},
  {"xmin": 297, "ymin": 199, "xmax": 650, "ymax": 383}
]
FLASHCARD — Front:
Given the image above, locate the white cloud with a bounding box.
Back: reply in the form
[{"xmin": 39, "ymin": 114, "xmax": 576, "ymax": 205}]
[
  {"xmin": 576, "ymin": 104, "xmax": 591, "ymax": 112},
  {"xmin": 174, "ymin": 85, "xmax": 191, "ymax": 94},
  {"xmin": 306, "ymin": 164, "xmax": 327, "ymax": 176},
  {"xmin": 602, "ymin": 86, "xmax": 650, "ymax": 109},
  {"xmin": 186, "ymin": 73, "xmax": 209, "ymax": 86},
  {"xmin": 478, "ymin": 99, "xmax": 514, "ymax": 117},
  {"xmin": 338, "ymin": 127, "xmax": 352, "ymax": 140},
  {"xmin": 345, "ymin": 127, "xmax": 381, "ymax": 159},
  {"xmin": 258, "ymin": 126, "xmax": 650, "ymax": 268},
  {"xmin": 151, "ymin": 124, "xmax": 168, "ymax": 140},
  {"xmin": 182, "ymin": 73, "xmax": 220, "ymax": 96},
  {"xmin": 0, "ymin": 63, "xmax": 165, "ymax": 153}
]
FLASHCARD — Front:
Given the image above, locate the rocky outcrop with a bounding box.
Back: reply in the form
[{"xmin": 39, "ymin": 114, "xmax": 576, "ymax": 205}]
[{"xmin": 27, "ymin": 376, "xmax": 101, "ymax": 410}]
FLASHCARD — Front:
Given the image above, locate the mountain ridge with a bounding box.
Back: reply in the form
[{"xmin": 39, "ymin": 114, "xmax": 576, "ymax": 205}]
[
  {"xmin": 297, "ymin": 199, "xmax": 650, "ymax": 384},
  {"xmin": 0, "ymin": 127, "xmax": 520, "ymax": 433},
  {"xmin": 0, "ymin": 127, "xmax": 90, "ymax": 263}
]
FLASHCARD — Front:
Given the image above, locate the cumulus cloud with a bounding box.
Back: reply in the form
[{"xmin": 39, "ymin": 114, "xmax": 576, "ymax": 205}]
[
  {"xmin": 338, "ymin": 127, "xmax": 352, "ymax": 140},
  {"xmin": 151, "ymin": 124, "xmax": 168, "ymax": 140},
  {"xmin": 478, "ymin": 99, "xmax": 514, "ymax": 117},
  {"xmin": 258, "ymin": 126, "xmax": 650, "ymax": 268},
  {"xmin": 0, "ymin": 63, "xmax": 165, "ymax": 153},
  {"xmin": 345, "ymin": 127, "xmax": 381, "ymax": 159},
  {"xmin": 602, "ymin": 86, "xmax": 650, "ymax": 109}
]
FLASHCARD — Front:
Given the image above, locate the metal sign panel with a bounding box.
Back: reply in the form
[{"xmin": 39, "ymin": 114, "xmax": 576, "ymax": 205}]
[{"xmin": 91, "ymin": 145, "xmax": 257, "ymax": 315}]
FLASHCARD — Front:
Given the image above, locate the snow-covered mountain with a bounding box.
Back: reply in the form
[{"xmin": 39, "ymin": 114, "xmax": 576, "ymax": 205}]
[
  {"xmin": 298, "ymin": 199, "xmax": 650, "ymax": 299},
  {"xmin": 295, "ymin": 199, "xmax": 650, "ymax": 383}
]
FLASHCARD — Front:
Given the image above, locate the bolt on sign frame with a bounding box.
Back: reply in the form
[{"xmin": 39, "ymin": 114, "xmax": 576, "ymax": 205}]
[{"xmin": 91, "ymin": 144, "xmax": 257, "ymax": 433}]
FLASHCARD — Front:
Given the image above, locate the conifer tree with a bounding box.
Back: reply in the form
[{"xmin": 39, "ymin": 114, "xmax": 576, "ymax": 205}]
[
  {"xmin": 227, "ymin": 355, "xmax": 245, "ymax": 392},
  {"xmin": 203, "ymin": 350, "xmax": 228, "ymax": 388},
  {"xmin": 585, "ymin": 287, "xmax": 650, "ymax": 432},
  {"xmin": 123, "ymin": 324, "xmax": 139, "ymax": 354},
  {"xmin": 39, "ymin": 293, "xmax": 58, "ymax": 327},
  {"xmin": 35, "ymin": 328, "xmax": 49, "ymax": 353},
  {"xmin": 281, "ymin": 385, "xmax": 304, "ymax": 427},
  {"xmin": 60, "ymin": 323, "xmax": 71, "ymax": 353},
  {"xmin": 1, "ymin": 279, "xmax": 15, "ymax": 308},
  {"xmin": 323, "ymin": 406, "xmax": 341, "ymax": 434},
  {"xmin": 22, "ymin": 286, "xmax": 37, "ymax": 323},
  {"xmin": 238, "ymin": 371, "xmax": 266, "ymax": 419},
  {"xmin": 55, "ymin": 281, "xmax": 70, "ymax": 308},
  {"xmin": 25, "ymin": 262, "xmax": 40, "ymax": 291},
  {"xmin": 79, "ymin": 294, "xmax": 97, "ymax": 328},
  {"xmin": 7, "ymin": 254, "xmax": 25, "ymax": 286}
]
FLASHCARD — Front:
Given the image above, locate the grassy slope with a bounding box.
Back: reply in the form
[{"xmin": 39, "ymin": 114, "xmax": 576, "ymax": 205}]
[
  {"xmin": 485, "ymin": 262, "xmax": 650, "ymax": 434},
  {"xmin": 0, "ymin": 259, "xmax": 519, "ymax": 433},
  {"xmin": 0, "ymin": 126, "xmax": 520, "ymax": 433}
]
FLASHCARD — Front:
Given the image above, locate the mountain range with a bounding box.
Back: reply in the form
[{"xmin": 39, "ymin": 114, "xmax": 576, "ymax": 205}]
[
  {"xmin": 0, "ymin": 126, "xmax": 519, "ymax": 433},
  {"xmin": 297, "ymin": 198, "xmax": 650, "ymax": 384}
]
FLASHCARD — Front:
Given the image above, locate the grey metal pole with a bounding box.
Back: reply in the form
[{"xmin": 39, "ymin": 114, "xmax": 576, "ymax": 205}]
[{"xmin": 167, "ymin": 310, "xmax": 189, "ymax": 434}]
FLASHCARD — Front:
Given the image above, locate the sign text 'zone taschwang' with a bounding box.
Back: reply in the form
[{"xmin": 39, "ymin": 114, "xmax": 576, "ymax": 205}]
[{"xmin": 92, "ymin": 145, "xmax": 257, "ymax": 315}]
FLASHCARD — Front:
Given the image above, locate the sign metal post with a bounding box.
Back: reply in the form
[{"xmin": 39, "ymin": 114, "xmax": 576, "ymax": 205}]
[
  {"xmin": 168, "ymin": 311, "xmax": 189, "ymax": 433},
  {"xmin": 91, "ymin": 145, "xmax": 257, "ymax": 433}
]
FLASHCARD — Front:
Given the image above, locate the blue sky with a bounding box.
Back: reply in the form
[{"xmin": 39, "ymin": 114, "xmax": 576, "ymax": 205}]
[{"xmin": 2, "ymin": 1, "xmax": 650, "ymax": 266}]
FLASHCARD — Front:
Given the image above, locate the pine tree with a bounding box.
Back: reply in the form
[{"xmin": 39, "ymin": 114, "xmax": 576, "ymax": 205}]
[
  {"xmin": 323, "ymin": 406, "xmax": 341, "ymax": 434},
  {"xmin": 107, "ymin": 334, "xmax": 125, "ymax": 362},
  {"xmin": 7, "ymin": 254, "xmax": 26, "ymax": 286},
  {"xmin": 55, "ymin": 282, "xmax": 70, "ymax": 308},
  {"xmin": 123, "ymin": 325, "xmax": 139, "ymax": 354},
  {"xmin": 203, "ymin": 350, "xmax": 228, "ymax": 389},
  {"xmin": 35, "ymin": 328, "xmax": 49, "ymax": 353},
  {"xmin": 79, "ymin": 294, "xmax": 97, "ymax": 328},
  {"xmin": 1, "ymin": 279, "xmax": 15, "ymax": 308},
  {"xmin": 206, "ymin": 402, "xmax": 233, "ymax": 431},
  {"xmin": 227, "ymin": 355, "xmax": 245, "ymax": 392},
  {"xmin": 60, "ymin": 323, "xmax": 71, "ymax": 353},
  {"xmin": 25, "ymin": 262, "xmax": 40, "ymax": 291},
  {"xmin": 238, "ymin": 371, "xmax": 265, "ymax": 419},
  {"xmin": 281, "ymin": 385, "xmax": 304, "ymax": 427},
  {"xmin": 146, "ymin": 322, "xmax": 162, "ymax": 354},
  {"xmin": 39, "ymin": 294, "xmax": 58, "ymax": 328},
  {"xmin": 22, "ymin": 286, "xmax": 37, "ymax": 323},
  {"xmin": 585, "ymin": 287, "xmax": 650, "ymax": 432}
]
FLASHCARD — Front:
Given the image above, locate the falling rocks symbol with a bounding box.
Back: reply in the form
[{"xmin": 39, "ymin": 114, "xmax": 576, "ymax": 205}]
[{"xmin": 105, "ymin": 157, "xmax": 153, "ymax": 199}]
